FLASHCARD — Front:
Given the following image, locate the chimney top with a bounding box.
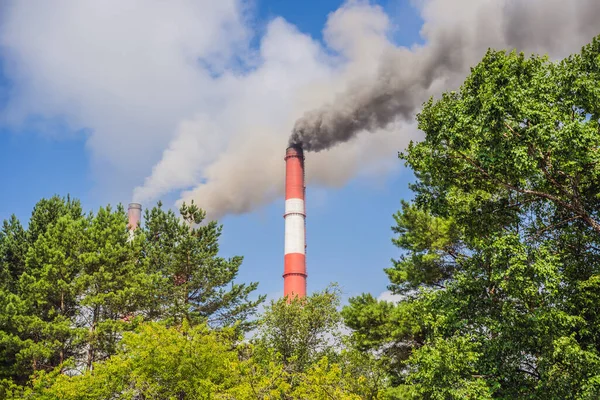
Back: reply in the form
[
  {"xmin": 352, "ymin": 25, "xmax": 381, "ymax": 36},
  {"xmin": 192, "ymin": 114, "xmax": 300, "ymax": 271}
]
[
  {"xmin": 285, "ymin": 145, "xmax": 304, "ymax": 160},
  {"xmin": 128, "ymin": 202, "xmax": 142, "ymax": 210}
]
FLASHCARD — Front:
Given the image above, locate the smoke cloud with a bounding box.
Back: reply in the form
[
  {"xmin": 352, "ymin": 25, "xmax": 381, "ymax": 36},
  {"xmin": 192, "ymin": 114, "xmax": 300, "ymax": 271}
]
[
  {"xmin": 1, "ymin": 0, "xmax": 599, "ymax": 220},
  {"xmin": 289, "ymin": 0, "xmax": 600, "ymax": 152}
]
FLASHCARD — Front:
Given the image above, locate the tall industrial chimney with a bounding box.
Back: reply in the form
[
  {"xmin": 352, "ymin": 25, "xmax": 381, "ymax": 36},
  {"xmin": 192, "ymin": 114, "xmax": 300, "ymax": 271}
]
[
  {"xmin": 127, "ymin": 203, "xmax": 142, "ymax": 231},
  {"xmin": 283, "ymin": 145, "xmax": 307, "ymax": 298}
]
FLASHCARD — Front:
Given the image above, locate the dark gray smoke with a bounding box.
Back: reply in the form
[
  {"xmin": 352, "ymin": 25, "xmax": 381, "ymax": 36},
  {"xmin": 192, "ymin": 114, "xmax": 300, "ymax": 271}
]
[{"xmin": 290, "ymin": 0, "xmax": 600, "ymax": 152}]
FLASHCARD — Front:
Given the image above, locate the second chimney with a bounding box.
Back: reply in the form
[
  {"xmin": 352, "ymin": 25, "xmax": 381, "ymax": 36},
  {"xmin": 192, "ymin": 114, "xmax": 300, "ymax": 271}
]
[{"xmin": 127, "ymin": 203, "xmax": 142, "ymax": 230}]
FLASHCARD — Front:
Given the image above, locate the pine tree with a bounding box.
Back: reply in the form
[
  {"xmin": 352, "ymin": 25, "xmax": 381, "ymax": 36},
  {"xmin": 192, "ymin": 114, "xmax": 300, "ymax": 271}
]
[
  {"xmin": 0, "ymin": 216, "xmax": 29, "ymax": 384},
  {"xmin": 142, "ymin": 201, "xmax": 264, "ymax": 329},
  {"xmin": 76, "ymin": 204, "xmax": 158, "ymax": 369},
  {"xmin": 0, "ymin": 216, "xmax": 28, "ymax": 292},
  {"xmin": 21, "ymin": 214, "xmax": 86, "ymax": 371},
  {"xmin": 1, "ymin": 196, "xmax": 84, "ymax": 385},
  {"xmin": 26, "ymin": 195, "xmax": 83, "ymax": 245}
]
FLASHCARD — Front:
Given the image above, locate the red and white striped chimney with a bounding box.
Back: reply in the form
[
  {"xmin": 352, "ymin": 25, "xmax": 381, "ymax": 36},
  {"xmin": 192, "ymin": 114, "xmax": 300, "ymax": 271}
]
[
  {"xmin": 283, "ymin": 145, "xmax": 307, "ymax": 298},
  {"xmin": 127, "ymin": 203, "xmax": 142, "ymax": 231}
]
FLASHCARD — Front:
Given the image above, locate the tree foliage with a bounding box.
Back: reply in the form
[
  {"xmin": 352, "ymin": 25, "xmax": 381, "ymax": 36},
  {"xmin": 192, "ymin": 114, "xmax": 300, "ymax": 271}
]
[
  {"xmin": 0, "ymin": 196, "xmax": 264, "ymax": 396},
  {"xmin": 141, "ymin": 201, "xmax": 264, "ymax": 329},
  {"xmin": 254, "ymin": 286, "xmax": 343, "ymax": 374},
  {"xmin": 5, "ymin": 322, "xmax": 239, "ymax": 399},
  {"xmin": 3, "ymin": 288, "xmax": 385, "ymax": 399},
  {"xmin": 239, "ymin": 286, "xmax": 387, "ymax": 398},
  {"xmin": 344, "ymin": 35, "xmax": 600, "ymax": 398}
]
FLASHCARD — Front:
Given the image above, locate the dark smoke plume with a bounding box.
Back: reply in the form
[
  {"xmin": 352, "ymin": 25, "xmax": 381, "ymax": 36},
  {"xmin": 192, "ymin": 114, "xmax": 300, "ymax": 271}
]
[{"xmin": 290, "ymin": 0, "xmax": 600, "ymax": 153}]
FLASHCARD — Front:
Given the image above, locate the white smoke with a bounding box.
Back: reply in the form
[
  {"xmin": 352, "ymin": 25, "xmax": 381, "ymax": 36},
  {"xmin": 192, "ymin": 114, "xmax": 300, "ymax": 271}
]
[
  {"xmin": 0, "ymin": 0, "xmax": 251, "ymax": 203},
  {"xmin": 1, "ymin": 0, "xmax": 598, "ymax": 220}
]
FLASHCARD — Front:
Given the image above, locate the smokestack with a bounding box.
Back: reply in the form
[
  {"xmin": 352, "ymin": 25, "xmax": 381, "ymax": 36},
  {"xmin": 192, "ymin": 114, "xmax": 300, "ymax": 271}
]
[
  {"xmin": 283, "ymin": 145, "xmax": 307, "ymax": 298},
  {"xmin": 123, "ymin": 203, "xmax": 142, "ymax": 323},
  {"xmin": 127, "ymin": 202, "xmax": 142, "ymax": 230}
]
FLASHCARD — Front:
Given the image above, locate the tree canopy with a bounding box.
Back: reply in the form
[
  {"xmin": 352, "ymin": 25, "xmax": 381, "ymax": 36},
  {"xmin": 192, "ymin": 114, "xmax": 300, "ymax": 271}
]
[
  {"xmin": 0, "ymin": 197, "xmax": 264, "ymax": 394},
  {"xmin": 344, "ymin": 35, "xmax": 600, "ymax": 398}
]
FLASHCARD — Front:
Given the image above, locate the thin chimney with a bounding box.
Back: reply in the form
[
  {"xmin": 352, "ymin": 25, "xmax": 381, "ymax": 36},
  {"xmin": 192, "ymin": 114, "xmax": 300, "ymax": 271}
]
[
  {"xmin": 122, "ymin": 203, "xmax": 142, "ymax": 322},
  {"xmin": 127, "ymin": 203, "xmax": 142, "ymax": 231}
]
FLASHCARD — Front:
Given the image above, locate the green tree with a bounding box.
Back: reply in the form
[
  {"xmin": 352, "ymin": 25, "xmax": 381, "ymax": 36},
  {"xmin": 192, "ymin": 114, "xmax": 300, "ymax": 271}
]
[
  {"xmin": 345, "ymin": 36, "xmax": 600, "ymax": 398},
  {"xmin": 26, "ymin": 196, "xmax": 83, "ymax": 246},
  {"xmin": 8, "ymin": 322, "xmax": 241, "ymax": 400},
  {"xmin": 0, "ymin": 196, "xmax": 266, "ymax": 398},
  {"xmin": 0, "ymin": 196, "xmax": 84, "ymax": 386},
  {"xmin": 18, "ymin": 214, "xmax": 86, "ymax": 374},
  {"xmin": 254, "ymin": 286, "xmax": 343, "ymax": 375},
  {"xmin": 0, "ymin": 216, "xmax": 28, "ymax": 292},
  {"xmin": 251, "ymin": 285, "xmax": 388, "ymax": 399},
  {"xmin": 76, "ymin": 205, "xmax": 156, "ymax": 369},
  {"xmin": 142, "ymin": 201, "xmax": 264, "ymax": 329},
  {"xmin": 342, "ymin": 291, "xmax": 426, "ymax": 391},
  {"xmin": 0, "ymin": 216, "xmax": 29, "ymax": 384}
]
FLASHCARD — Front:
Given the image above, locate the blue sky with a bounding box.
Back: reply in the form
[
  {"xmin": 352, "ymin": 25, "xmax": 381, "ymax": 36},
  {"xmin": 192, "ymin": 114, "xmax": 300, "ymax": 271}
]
[{"xmin": 0, "ymin": 0, "xmax": 425, "ymax": 302}]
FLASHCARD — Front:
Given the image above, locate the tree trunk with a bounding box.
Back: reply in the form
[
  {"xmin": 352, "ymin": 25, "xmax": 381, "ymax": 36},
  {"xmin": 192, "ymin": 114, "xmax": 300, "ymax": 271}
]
[
  {"xmin": 87, "ymin": 306, "xmax": 99, "ymax": 370},
  {"xmin": 60, "ymin": 291, "xmax": 65, "ymax": 365}
]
